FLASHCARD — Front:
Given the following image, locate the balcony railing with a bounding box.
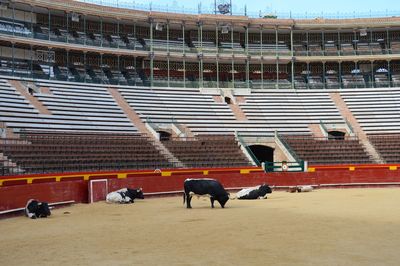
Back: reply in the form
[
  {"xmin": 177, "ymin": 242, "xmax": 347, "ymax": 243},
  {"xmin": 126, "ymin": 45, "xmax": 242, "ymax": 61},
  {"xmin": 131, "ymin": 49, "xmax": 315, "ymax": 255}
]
[{"xmin": 79, "ymin": 0, "xmax": 400, "ymax": 20}]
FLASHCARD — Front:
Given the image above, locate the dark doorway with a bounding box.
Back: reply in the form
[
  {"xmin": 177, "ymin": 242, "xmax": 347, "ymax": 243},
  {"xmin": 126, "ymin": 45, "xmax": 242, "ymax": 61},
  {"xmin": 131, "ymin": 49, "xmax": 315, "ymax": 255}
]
[
  {"xmin": 158, "ymin": 131, "xmax": 172, "ymax": 141},
  {"xmin": 224, "ymin": 96, "xmax": 232, "ymax": 104},
  {"xmin": 248, "ymin": 145, "xmax": 274, "ymax": 163},
  {"xmin": 328, "ymin": 131, "xmax": 345, "ymax": 140}
]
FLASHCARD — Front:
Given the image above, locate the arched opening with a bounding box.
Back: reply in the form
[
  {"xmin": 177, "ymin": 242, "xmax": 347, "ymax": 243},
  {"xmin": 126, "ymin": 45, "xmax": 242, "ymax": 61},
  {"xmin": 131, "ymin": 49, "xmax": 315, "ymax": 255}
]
[
  {"xmin": 224, "ymin": 96, "xmax": 232, "ymax": 104},
  {"xmin": 158, "ymin": 131, "xmax": 172, "ymax": 141},
  {"xmin": 248, "ymin": 145, "xmax": 274, "ymax": 163},
  {"xmin": 328, "ymin": 131, "xmax": 345, "ymax": 140}
]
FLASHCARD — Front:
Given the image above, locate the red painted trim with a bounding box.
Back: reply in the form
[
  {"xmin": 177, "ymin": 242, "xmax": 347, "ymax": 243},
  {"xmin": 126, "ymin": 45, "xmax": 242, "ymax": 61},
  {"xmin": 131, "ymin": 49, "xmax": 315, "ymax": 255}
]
[
  {"xmin": 0, "ymin": 166, "xmax": 261, "ymax": 181},
  {"xmin": 1, "ymin": 165, "xmax": 400, "ymax": 213}
]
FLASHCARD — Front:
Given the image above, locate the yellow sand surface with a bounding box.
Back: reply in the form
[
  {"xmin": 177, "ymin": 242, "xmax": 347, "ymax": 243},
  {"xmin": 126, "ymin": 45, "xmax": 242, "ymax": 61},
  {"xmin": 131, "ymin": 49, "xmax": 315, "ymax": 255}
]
[{"xmin": 1, "ymin": 188, "xmax": 400, "ymax": 265}]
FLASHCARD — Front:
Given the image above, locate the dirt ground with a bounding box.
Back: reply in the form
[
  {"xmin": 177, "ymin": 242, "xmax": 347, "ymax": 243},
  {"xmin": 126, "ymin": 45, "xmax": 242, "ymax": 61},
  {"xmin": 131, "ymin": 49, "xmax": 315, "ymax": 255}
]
[{"xmin": 1, "ymin": 188, "xmax": 400, "ymax": 266}]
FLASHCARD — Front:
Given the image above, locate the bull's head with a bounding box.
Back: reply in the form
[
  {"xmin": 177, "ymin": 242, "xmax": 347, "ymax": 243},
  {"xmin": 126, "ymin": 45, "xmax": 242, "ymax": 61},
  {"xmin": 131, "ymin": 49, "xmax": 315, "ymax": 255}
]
[
  {"xmin": 218, "ymin": 194, "xmax": 230, "ymax": 208},
  {"xmin": 135, "ymin": 188, "xmax": 144, "ymax": 199},
  {"xmin": 38, "ymin": 202, "xmax": 51, "ymax": 218}
]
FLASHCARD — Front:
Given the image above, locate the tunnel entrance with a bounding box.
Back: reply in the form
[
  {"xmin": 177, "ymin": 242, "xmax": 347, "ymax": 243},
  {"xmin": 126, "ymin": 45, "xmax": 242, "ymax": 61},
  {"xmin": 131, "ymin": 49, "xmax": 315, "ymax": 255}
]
[
  {"xmin": 328, "ymin": 131, "xmax": 346, "ymax": 140},
  {"xmin": 158, "ymin": 130, "xmax": 172, "ymax": 141},
  {"xmin": 248, "ymin": 145, "xmax": 274, "ymax": 163}
]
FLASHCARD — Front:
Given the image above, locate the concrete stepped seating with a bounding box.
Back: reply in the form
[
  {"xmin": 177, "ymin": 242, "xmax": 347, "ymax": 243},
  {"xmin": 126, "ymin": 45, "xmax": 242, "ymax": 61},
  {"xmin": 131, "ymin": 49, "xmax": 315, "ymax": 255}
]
[
  {"xmin": 239, "ymin": 90, "xmax": 345, "ymax": 135},
  {"xmin": 369, "ymin": 134, "xmax": 400, "ymax": 163},
  {"xmin": 340, "ymin": 88, "xmax": 400, "ymax": 134},
  {"xmin": 0, "ymin": 132, "xmax": 173, "ymax": 175},
  {"xmin": 162, "ymin": 135, "xmax": 251, "ymax": 168},
  {"xmin": 0, "ymin": 79, "xmax": 137, "ymax": 133},
  {"xmin": 282, "ymin": 135, "xmax": 372, "ymax": 165}
]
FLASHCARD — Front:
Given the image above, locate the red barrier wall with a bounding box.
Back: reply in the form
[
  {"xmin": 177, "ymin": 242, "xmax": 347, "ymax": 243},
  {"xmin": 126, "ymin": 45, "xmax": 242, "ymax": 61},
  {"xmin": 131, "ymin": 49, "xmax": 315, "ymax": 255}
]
[{"xmin": 1, "ymin": 165, "xmax": 400, "ymax": 212}]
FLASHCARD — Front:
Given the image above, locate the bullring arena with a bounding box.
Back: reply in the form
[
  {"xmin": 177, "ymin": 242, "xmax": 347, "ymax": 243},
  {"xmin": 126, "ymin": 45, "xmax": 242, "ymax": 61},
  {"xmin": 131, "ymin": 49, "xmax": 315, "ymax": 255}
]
[
  {"xmin": 2, "ymin": 0, "xmax": 400, "ymax": 265},
  {"xmin": 2, "ymin": 189, "xmax": 400, "ymax": 265}
]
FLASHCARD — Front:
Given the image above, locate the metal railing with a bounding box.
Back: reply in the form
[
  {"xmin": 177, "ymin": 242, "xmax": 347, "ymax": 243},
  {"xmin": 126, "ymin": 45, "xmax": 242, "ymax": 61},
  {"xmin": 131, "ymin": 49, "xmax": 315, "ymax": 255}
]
[
  {"xmin": 236, "ymin": 132, "xmax": 261, "ymax": 166},
  {"xmin": 79, "ymin": 1, "xmax": 400, "ymax": 19},
  {"xmin": 275, "ymin": 133, "xmax": 301, "ymax": 162}
]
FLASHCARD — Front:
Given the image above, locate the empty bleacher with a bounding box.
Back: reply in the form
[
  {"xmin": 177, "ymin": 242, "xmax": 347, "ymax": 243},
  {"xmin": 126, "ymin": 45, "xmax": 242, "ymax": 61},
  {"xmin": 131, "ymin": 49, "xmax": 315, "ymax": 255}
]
[
  {"xmin": 340, "ymin": 88, "xmax": 400, "ymax": 134},
  {"xmin": 239, "ymin": 90, "xmax": 345, "ymax": 135},
  {"xmin": 282, "ymin": 135, "xmax": 372, "ymax": 165},
  {"xmin": 369, "ymin": 134, "xmax": 400, "ymax": 163},
  {"xmin": 0, "ymin": 132, "xmax": 173, "ymax": 174},
  {"xmin": 0, "ymin": 78, "xmax": 138, "ymax": 133},
  {"xmin": 162, "ymin": 135, "xmax": 251, "ymax": 167}
]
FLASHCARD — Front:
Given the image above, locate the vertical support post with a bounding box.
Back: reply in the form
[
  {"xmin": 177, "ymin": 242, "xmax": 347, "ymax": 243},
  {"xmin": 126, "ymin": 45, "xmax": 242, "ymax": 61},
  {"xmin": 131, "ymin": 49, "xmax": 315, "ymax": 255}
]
[
  {"xmin": 167, "ymin": 21, "xmax": 170, "ymax": 87},
  {"xmin": 199, "ymin": 22, "xmax": 203, "ymax": 88},
  {"xmin": 306, "ymin": 30, "xmax": 309, "ymax": 56},
  {"xmin": 216, "ymin": 58, "xmax": 219, "ymax": 89},
  {"xmin": 182, "ymin": 22, "xmax": 186, "ymax": 88},
  {"xmin": 388, "ymin": 60, "xmax": 391, "ymax": 87},
  {"xmin": 322, "ymin": 61, "xmax": 326, "ymax": 89},
  {"xmin": 48, "ymin": 8, "xmax": 51, "ymax": 41},
  {"xmin": 100, "ymin": 17, "xmax": 103, "ymax": 47},
  {"xmin": 306, "ymin": 62, "xmax": 310, "ymax": 89},
  {"xmin": 133, "ymin": 23, "xmax": 136, "ymax": 50},
  {"xmin": 117, "ymin": 19, "xmax": 120, "ymax": 49},
  {"xmin": 12, "ymin": 4, "xmax": 15, "ymax": 36},
  {"xmin": 150, "ymin": 19, "xmax": 154, "ymax": 87},
  {"xmin": 371, "ymin": 60, "xmax": 374, "ymax": 88},
  {"xmin": 48, "ymin": 47, "xmax": 51, "ymax": 80},
  {"xmin": 11, "ymin": 42, "xmax": 15, "ymax": 76},
  {"xmin": 260, "ymin": 26, "xmax": 263, "ymax": 89},
  {"xmin": 338, "ymin": 31, "xmax": 341, "ymax": 56},
  {"xmin": 216, "ymin": 23, "xmax": 219, "ymax": 88},
  {"xmin": 30, "ymin": 45, "xmax": 33, "ymax": 79},
  {"xmin": 117, "ymin": 55, "xmax": 120, "ymax": 85},
  {"xmin": 245, "ymin": 25, "xmax": 249, "ymax": 88},
  {"xmin": 100, "ymin": 53, "xmax": 103, "ymax": 83},
  {"xmin": 246, "ymin": 58, "xmax": 250, "ymax": 89},
  {"xmin": 231, "ymin": 24, "xmax": 234, "ymax": 88},
  {"xmin": 84, "ymin": 14, "xmax": 86, "ymax": 46},
  {"xmin": 83, "ymin": 52, "xmax": 87, "ymax": 83},
  {"xmin": 275, "ymin": 27, "xmax": 279, "ymax": 89},
  {"xmin": 66, "ymin": 49, "xmax": 69, "ymax": 81},
  {"xmin": 386, "ymin": 28, "xmax": 390, "ymax": 54},
  {"xmin": 31, "ymin": 5, "xmax": 34, "ymax": 39},
  {"xmin": 291, "ymin": 27, "xmax": 295, "ymax": 89},
  {"xmin": 66, "ymin": 11, "xmax": 69, "ymax": 43}
]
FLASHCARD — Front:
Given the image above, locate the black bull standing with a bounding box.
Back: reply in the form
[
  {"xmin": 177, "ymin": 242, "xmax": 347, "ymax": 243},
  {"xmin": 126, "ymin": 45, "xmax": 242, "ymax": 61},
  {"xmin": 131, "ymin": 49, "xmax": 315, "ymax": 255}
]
[{"xmin": 183, "ymin": 178, "xmax": 230, "ymax": 208}]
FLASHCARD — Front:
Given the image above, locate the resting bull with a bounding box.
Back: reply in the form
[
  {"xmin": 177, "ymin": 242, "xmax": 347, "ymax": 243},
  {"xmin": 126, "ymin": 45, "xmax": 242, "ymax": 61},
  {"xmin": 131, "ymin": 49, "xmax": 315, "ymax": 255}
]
[
  {"xmin": 183, "ymin": 178, "xmax": 230, "ymax": 208},
  {"xmin": 288, "ymin": 185, "xmax": 314, "ymax": 193},
  {"xmin": 25, "ymin": 199, "xmax": 51, "ymax": 219},
  {"xmin": 297, "ymin": 185, "xmax": 314, "ymax": 192},
  {"xmin": 106, "ymin": 188, "xmax": 144, "ymax": 204},
  {"xmin": 236, "ymin": 184, "xmax": 272, "ymax": 199}
]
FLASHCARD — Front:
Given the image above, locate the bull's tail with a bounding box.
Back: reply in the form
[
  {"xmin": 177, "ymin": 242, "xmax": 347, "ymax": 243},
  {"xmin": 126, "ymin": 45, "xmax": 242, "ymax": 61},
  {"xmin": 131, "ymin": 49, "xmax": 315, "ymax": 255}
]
[{"xmin": 183, "ymin": 192, "xmax": 186, "ymax": 205}]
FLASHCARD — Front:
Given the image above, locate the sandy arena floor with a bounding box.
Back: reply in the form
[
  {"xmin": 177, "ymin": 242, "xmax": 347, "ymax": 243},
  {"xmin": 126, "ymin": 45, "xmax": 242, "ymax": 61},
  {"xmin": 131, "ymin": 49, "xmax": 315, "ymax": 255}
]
[{"xmin": 1, "ymin": 188, "xmax": 400, "ymax": 266}]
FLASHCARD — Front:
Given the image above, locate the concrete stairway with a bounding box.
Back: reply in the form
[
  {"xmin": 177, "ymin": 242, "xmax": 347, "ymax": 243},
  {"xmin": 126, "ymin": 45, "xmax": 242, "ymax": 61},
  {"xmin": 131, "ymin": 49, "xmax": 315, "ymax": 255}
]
[
  {"xmin": 330, "ymin": 92, "xmax": 385, "ymax": 164},
  {"xmin": 108, "ymin": 87, "xmax": 185, "ymax": 168},
  {"xmin": 8, "ymin": 80, "xmax": 51, "ymax": 115}
]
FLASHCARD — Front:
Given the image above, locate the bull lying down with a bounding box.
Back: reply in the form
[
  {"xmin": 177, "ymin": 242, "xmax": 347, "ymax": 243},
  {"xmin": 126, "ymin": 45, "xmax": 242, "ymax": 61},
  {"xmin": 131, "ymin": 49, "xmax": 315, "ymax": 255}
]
[
  {"xmin": 25, "ymin": 199, "xmax": 51, "ymax": 219},
  {"xmin": 183, "ymin": 179, "xmax": 230, "ymax": 208},
  {"xmin": 236, "ymin": 184, "xmax": 272, "ymax": 200},
  {"xmin": 106, "ymin": 188, "xmax": 144, "ymax": 204}
]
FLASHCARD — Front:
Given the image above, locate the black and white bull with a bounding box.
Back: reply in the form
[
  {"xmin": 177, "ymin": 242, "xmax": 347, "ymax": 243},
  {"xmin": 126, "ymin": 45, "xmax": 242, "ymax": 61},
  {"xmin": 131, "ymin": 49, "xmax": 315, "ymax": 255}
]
[
  {"xmin": 183, "ymin": 179, "xmax": 230, "ymax": 208},
  {"xmin": 236, "ymin": 184, "xmax": 272, "ymax": 200},
  {"xmin": 106, "ymin": 188, "xmax": 144, "ymax": 204},
  {"xmin": 25, "ymin": 199, "xmax": 51, "ymax": 219}
]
